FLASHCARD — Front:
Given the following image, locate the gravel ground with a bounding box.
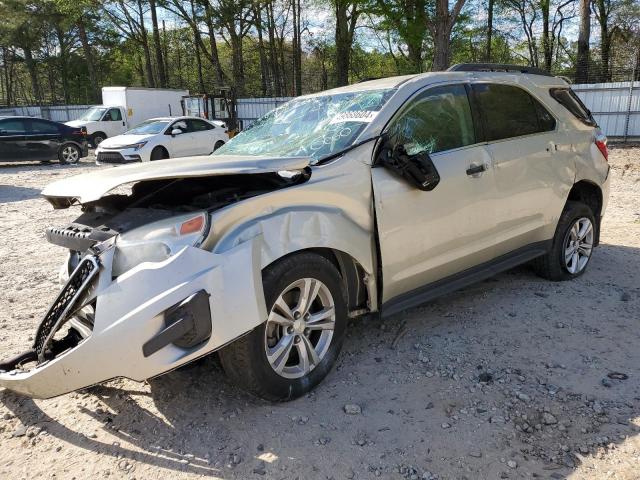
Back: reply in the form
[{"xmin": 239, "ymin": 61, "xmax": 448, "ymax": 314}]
[{"xmin": 0, "ymin": 148, "xmax": 639, "ymax": 480}]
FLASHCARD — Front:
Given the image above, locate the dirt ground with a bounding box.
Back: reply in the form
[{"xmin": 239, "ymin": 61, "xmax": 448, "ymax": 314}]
[{"xmin": 0, "ymin": 147, "xmax": 639, "ymax": 480}]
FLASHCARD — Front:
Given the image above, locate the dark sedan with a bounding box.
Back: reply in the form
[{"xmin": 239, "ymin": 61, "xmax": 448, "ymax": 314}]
[{"xmin": 0, "ymin": 116, "xmax": 89, "ymax": 164}]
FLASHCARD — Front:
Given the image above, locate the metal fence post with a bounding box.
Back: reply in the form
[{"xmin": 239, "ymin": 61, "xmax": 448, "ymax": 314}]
[{"xmin": 623, "ymin": 64, "xmax": 637, "ymax": 142}]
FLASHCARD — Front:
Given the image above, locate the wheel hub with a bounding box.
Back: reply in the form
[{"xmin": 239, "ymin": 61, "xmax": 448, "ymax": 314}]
[{"xmin": 264, "ymin": 277, "xmax": 336, "ymax": 379}]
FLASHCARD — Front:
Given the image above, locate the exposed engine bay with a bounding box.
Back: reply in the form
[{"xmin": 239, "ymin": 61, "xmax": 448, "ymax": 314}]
[{"xmin": 46, "ymin": 170, "xmax": 310, "ymax": 254}]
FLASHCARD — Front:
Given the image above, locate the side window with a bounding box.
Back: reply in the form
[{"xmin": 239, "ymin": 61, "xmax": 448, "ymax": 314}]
[
  {"xmin": 29, "ymin": 119, "xmax": 60, "ymax": 134},
  {"xmin": 387, "ymin": 84, "xmax": 475, "ymax": 155},
  {"xmin": 188, "ymin": 119, "xmax": 213, "ymax": 132},
  {"xmin": 472, "ymin": 84, "xmax": 553, "ymax": 141},
  {"xmin": 170, "ymin": 120, "xmax": 188, "ymax": 133},
  {"xmin": 0, "ymin": 119, "xmax": 27, "ymax": 135},
  {"xmin": 550, "ymin": 88, "xmax": 596, "ymax": 126},
  {"xmin": 104, "ymin": 108, "xmax": 122, "ymax": 121}
]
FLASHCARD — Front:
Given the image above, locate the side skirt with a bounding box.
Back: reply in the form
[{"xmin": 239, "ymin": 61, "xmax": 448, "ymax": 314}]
[{"xmin": 381, "ymin": 241, "xmax": 551, "ymax": 318}]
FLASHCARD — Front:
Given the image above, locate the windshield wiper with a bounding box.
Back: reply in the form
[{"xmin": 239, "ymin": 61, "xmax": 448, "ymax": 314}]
[{"xmin": 314, "ymin": 134, "xmax": 383, "ymax": 165}]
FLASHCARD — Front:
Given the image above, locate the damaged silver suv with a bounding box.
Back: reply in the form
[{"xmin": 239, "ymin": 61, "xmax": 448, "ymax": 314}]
[{"xmin": 0, "ymin": 64, "xmax": 610, "ymax": 400}]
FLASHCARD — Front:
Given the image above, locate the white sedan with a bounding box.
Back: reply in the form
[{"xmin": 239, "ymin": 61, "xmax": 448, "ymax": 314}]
[{"xmin": 95, "ymin": 116, "xmax": 228, "ymax": 164}]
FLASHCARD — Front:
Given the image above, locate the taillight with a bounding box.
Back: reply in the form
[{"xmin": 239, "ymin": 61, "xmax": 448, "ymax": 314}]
[{"xmin": 595, "ymin": 133, "xmax": 608, "ymax": 161}]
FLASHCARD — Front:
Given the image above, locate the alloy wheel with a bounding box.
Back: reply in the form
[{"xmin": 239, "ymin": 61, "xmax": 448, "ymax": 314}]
[
  {"xmin": 62, "ymin": 146, "xmax": 79, "ymax": 163},
  {"xmin": 264, "ymin": 278, "xmax": 336, "ymax": 379},
  {"xmin": 563, "ymin": 217, "xmax": 593, "ymax": 274}
]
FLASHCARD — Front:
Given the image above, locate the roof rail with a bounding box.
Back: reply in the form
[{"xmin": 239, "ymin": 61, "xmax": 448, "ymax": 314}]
[{"xmin": 447, "ymin": 63, "xmax": 553, "ymax": 77}]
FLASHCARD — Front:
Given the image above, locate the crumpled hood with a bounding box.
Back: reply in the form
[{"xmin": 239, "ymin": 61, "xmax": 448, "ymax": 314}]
[
  {"xmin": 98, "ymin": 134, "xmax": 155, "ymax": 149},
  {"xmin": 42, "ymin": 155, "xmax": 310, "ymax": 208}
]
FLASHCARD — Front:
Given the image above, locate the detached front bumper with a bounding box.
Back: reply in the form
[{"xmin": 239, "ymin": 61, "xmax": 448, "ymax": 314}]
[{"xmin": 0, "ymin": 239, "xmax": 266, "ymax": 398}]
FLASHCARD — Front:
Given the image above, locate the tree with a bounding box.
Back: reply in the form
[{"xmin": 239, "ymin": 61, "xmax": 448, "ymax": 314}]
[
  {"xmin": 431, "ymin": 0, "xmax": 468, "ymax": 70},
  {"xmin": 334, "ymin": 0, "xmax": 361, "ymax": 85},
  {"xmin": 576, "ymin": 0, "xmax": 590, "ymax": 82}
]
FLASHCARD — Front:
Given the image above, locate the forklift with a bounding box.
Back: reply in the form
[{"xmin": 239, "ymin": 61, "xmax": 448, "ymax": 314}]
[{"xmin": 181, "ymin": 87, "xmax": 238, "ymax": 138}]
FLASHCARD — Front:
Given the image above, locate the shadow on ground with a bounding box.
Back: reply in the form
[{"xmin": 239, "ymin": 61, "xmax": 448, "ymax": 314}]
[{"xmin": 0, "ymin": 185, "xmax": 42, "ymax": 203}]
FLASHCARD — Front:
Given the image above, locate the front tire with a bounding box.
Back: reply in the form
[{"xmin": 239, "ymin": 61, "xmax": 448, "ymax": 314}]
[
  {"xmin": 90, "ymin": 133, "xmax": 106, "ymax": 148},
  {"xmin": 58, "ymin": 144, "xmax": 81, "ymax": 164},
  {"xmin": 150, "ymin": 146, "xmax": 169, "ymax": 161},
  {"xmin": 219, "ymin": 252, "xmax": 347, "ymax": 401},
  {"xmin": 533, "ymin": 201, "xmax": 596, "ymax": 281}
]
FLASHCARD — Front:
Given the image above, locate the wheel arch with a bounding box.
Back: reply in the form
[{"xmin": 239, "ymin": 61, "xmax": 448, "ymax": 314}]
[
  {"xmin": 566, "ymin": 180, "xmax": 603, "ymax": 246},
  {"xmin": 263, "ymin": 248, "xmax": 371, "ymax": 317},
  {"xmin": 151, "ymin": 145, "xmax": 169, "ymax": 159},
  {"xmin": 211, "ymin": 207, "xmax": 378, "ymax": 314}
]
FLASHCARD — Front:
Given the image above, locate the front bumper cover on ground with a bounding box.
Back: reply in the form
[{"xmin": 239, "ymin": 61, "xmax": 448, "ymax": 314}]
[{"xmin": 0, "ymin": 239, "xmax": 267, "ymax": 398}]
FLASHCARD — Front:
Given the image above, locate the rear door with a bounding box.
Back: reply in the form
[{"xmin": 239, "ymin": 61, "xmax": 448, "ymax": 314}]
[
  {"xmin": 0, "ymin": 118, "xmax": 29, "ymax": 162},
  {"xmin": 372, "ymin": 83, "xmax": 499, "ymax": 303},
  {"xmin": 471, "ymin": 83, "xmax": 574, "ymax": 253},
  {"xmin": 186, "ymin": 119, "xmax": 215, "ymax": 155},
  {"xmin": 26, "ymin": 119, "xmax": 63, "ymax": 161}
]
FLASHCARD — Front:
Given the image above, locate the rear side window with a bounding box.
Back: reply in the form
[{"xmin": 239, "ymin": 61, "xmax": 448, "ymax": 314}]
[
  {"xmin": 29, "ymin": 119, "xmax": 60, "ymax": 134},
  {"xmin": 0, "ymin": 119, "xmax": 27, "ymax": 135},
  {"xmin": 387, "ymin": 84, "xmax": 475, "ymax": 154},
  {"xmin": 472, "ymin": 84, "xmax": 555, "ymax": 141},
  {"xmin": 188, "ymin": 119, "xmax": 213, "ymax": 132},
  {"xmin": 550, "ymin": 88, "xmax": 596, "ymax": 126}
]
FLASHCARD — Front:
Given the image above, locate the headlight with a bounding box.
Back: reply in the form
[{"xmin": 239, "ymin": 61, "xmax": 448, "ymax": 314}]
[
  {"xmin": 112, "ymin": 212, "xmax": 210, "ymax": 276},
  {"xmin": 110, "ymin": 141, "xmax": 147, "ymax": 150}
]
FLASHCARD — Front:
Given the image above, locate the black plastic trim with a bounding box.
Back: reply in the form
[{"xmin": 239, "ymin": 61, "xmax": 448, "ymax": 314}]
[{"xmin": 381, "ymin": 241, "xmax": 552, "ymax": 318}]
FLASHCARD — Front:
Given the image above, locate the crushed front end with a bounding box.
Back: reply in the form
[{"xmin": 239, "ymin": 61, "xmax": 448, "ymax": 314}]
[{"xmin": 0, "ymin": 159, "xmax": 308, "ymax": 398}]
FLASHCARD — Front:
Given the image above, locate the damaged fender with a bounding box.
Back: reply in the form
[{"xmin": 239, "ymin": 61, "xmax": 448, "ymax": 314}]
[{"xmin": 0, "ymin": 239, "xmax": 267, "ymax": 398}]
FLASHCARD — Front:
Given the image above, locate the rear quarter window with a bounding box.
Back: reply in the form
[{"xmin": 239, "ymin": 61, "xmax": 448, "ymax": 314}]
[{"xmin": 549, "ymin": 88, "xmax": 596, "ymax": 126}]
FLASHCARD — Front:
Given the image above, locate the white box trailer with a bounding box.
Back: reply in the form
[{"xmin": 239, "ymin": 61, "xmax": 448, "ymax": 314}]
[{"xmin": 67, "ymin": 87, "xmax": 189, "ymax": 146}]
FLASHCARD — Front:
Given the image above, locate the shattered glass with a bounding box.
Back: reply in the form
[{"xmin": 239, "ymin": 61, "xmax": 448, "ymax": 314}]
[{"xmin": 215, "ymin": 89, "xmax": 395, "ymax": 163}]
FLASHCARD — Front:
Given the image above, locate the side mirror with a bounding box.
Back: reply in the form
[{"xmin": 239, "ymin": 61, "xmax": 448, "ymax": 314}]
[
  {"xmin": 376, "ymin": 139, "xmax": 440, "ymax": 191},
  {"xmin": 171, "ymin": 128, "xmax": 182, "ymax": 136}
]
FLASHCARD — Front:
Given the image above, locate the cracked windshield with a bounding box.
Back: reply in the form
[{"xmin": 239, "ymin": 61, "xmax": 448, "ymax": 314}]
[{"xmin": 214, "ymin": 89, "xmax": 395, "ymax": 162}]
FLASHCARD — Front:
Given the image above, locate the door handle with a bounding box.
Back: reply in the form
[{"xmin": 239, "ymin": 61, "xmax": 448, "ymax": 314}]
[{"xmin": 466, "ymin": 164, "xmax": 486, "ymax": 176}]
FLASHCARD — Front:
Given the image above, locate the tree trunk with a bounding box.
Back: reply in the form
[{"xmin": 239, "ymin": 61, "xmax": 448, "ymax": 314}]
[
  {"xmin": 253, "ymin": 3, "xmax": 269, "ymax": 96},
  {"xmin": 204, "ymin": 3, "xmax": 228, "ymax": 87},
  {"xmin": 292, "ymin": 0, "xmax": 302, "ymax": 95},
  {"xmin": 149, "ymin": 0, "xmax": 167, "ymax": 87},
  {"xmin": 486, "ymin": 0, "xmax": 494, "ymax": 61},
  {"xmin": 230, "ymin": 31, "xmax": 246, "ymax": 96},
  {"xmin": 55, "ymin": 26, "xmax": 70, "ymax": 103},
  {"xmin": 22, "ymin": 47, "xmax": 42, "ymax": 104},
  {"xmin": 266, "ymin": 1, "xmax": 282, "ymax": 96},
  {"xmin": 334, "ymin": 0, "xmax": 358, "ymax": 86},
  {"xmin": 431, "ymin": 0, "xmax": 466, "ymax": 70},
  {"xmin": 77, "ymin": 19, "xmax": 99, "ymax": 102},
  {"xmin": 540, "ymin": 0, "xmax": 553, "ymax": 71},
  {"xmin": 575, "ymin": 0, "xmax": 590, "ymax": 83},
  {"xmin": 137, "ymin": 0, "xmax": 156, "ymax": 87}
]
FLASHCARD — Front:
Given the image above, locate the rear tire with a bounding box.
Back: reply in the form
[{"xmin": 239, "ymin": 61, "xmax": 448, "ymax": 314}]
[
  {"xmin": 533, "ymin": 201, "xmax": 596, "ymax": 281},
  {"xmin": 219, "ymin": 252, "xmax": 347, "ymax": 401},
  {"xmin": 213, "ymin": 140, "xmax": 225, "ymax": 151},
  {"xmin": 58, "ymin": 143, "xmax": 81, "ymax": 164},
  {"xmin": 150, "ymin": 146, "xmax": 169, "ymax": 161}
]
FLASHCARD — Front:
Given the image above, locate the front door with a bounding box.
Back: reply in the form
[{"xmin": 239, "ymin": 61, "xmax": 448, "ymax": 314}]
[
  {"xmin": 166, "ymin": 120, "xmax": 195, "ymax": 156},
  {"xmin": 0, "ymin": 118, "xmax": 29, "ymax": 162},
  {"xmin": 372, "ymin": 83, "xmax": 499, "ymax": 303},
  {"xmin": 102, "ymin": 108, "xmax": 126, "ymax": 137}
]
